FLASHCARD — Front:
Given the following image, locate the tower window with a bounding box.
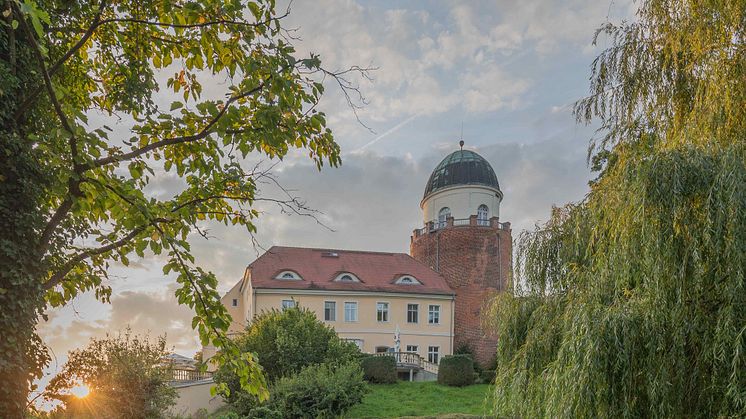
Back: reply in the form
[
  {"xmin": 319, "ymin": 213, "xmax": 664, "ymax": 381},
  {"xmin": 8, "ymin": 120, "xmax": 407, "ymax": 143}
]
[
  {"xmin": 477, "ymin": 204, "xmax": 489, "ymax": 226},
  {"xmin": 437, "ymin": 207, "xmax": 451, "ymax": 229},
  {"xmin": 232, "ymin": 299, "xmax": 238, "ymax": 307}
]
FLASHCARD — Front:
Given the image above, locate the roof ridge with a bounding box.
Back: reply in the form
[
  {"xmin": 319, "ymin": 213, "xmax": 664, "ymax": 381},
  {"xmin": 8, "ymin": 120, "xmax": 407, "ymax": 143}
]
[{"xmin": 270, "ymin": 245, "xmax": 404, "ymax": 256}]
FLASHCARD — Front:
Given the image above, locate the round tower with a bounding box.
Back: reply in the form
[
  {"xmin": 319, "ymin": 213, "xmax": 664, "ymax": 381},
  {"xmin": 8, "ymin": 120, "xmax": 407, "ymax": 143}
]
[{"xmin": 410, "ymin": 148, "xmax": 512, "ymax": 366}]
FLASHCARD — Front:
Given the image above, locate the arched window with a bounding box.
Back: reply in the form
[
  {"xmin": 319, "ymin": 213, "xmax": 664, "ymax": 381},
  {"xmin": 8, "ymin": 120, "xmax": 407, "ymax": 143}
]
[
  {"xmin": 274, "ymin": 270, "xmax": 302, "ymax": 280},
  {"xmin": 477, "ymin": 204, "xmax": 489, "ymax": 226},
  {"xmin": 334, "ymin": 272, "xmax": 361, "ymax": 283},
  {"xmin": 437, "ymin": 207, "xmax": 451, "ymax": 229}
]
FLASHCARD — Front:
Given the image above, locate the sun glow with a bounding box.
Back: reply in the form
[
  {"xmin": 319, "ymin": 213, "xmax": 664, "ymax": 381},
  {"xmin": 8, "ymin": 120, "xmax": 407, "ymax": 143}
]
[{"xmin": 70, "ymin": 383, "xmax": 90, "ymax": 398}]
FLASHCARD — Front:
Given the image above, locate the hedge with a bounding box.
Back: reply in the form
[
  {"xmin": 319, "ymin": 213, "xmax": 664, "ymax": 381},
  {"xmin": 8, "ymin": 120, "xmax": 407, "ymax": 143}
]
[
  {"xmin": 437, "ymin": 354, "xmax": 475, "ymax": 387},
  {"xmin": 361, "ymin": 355, "xmax": 397, "ymax": 383},
  {"xmin": 262, "ymin": 361, "xmax": 366, "ymax": 418}
]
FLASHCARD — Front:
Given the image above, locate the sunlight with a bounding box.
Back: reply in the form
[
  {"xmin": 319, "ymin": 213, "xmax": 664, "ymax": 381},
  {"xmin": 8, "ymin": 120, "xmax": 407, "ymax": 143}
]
[{"xmin": 70, "ymin": 383, "xmax": 90, "ymax": 398}]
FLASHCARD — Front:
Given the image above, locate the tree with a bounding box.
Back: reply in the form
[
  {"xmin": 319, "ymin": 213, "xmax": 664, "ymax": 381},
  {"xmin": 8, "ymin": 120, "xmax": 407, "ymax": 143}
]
[
  {"xmin": 0, "ymin": 0, "xmax": 365, "ymax": 415},
  {"xmin": 214, "ymin": 306, "xmax": 361, "ymax": 412},
  {"xmin": 489, "ymin": 0, "xmax": 745, "ymax": 417},
  {"xmin": 42, "ymin": 330, "xmax": 177, "ymax": 418}
]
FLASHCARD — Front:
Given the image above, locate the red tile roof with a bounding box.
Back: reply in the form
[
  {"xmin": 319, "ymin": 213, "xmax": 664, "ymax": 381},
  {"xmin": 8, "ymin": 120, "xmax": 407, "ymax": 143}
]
[{"xmin": 247, "ymin": 246, "xmax": 454, "ymax": 296}]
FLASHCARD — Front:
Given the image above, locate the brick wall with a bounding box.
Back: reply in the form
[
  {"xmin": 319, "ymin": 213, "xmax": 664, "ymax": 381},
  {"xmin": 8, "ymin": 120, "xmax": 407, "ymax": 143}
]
[{"xmin": 410, "ymin": 217, "xmax": 512, "ymax": 366}]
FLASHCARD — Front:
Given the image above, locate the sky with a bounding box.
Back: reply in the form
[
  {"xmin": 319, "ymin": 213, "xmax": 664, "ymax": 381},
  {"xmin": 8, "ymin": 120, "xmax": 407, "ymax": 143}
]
[{"xmin": 36, "ymin": 0, "xmax": 636, "ymax": 397}]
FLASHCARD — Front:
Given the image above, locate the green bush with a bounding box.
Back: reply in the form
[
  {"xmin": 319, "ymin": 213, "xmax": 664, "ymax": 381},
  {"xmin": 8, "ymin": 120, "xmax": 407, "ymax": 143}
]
[
  {"xmin": 215, "ymin": 306, "xmax": 361, "ymax": 409},
  {"xmin": 438, "ymin": 354, "xmax": 475, "ymax": 387},
  {"xmin": 266, "ymin": 362, "xmax": 367, "ymax": 418},
  {"xmin": 481, "ymin": 369, "xmax": 496, "ymax": 384},
  {"xmin": 361, "ymin": 355, "xmax": 397, "ymax": 383}
]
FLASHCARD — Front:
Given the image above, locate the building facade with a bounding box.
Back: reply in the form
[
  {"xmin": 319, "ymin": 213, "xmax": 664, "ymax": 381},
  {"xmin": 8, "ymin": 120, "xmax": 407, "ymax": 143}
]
[
  {"xmin": 213, "ymin": 246, "xmax": 455, "ymax": 363},
  {"xmin": 210, "ymin": 147, "xmax": 510, "ymax": 368}
]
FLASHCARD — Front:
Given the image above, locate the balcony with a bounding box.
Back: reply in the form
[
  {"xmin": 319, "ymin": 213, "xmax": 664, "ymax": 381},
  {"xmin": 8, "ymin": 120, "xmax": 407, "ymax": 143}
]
[{"xmin": 413, "ymin": 215, "xmax": 511, "ymax": 237}]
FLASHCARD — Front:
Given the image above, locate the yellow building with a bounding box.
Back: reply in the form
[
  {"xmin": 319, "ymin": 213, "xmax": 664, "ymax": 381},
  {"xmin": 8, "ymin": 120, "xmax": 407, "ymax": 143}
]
[{"xmin": 209, "ymin": 246, "xmax": 455, "ymax": 364}]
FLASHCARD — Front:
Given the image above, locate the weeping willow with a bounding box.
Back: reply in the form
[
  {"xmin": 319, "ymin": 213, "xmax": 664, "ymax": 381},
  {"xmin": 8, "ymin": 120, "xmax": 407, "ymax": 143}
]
[{"xmin": 489, "ymin": 1, "xmax": 746, "ymax": 417}]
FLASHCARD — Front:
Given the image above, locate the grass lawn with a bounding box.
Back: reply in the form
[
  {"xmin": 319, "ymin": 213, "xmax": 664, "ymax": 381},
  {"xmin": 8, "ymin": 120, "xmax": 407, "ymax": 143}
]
[{"xmin": 344, "ymin": 381, "xmax": 493, "ymax": 418}]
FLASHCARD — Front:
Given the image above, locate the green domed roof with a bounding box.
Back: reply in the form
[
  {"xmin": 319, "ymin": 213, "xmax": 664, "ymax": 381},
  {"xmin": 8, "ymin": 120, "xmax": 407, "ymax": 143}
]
[{"xmin": 423, "ymin": 150, "xmax": 500, "ymax": 199}]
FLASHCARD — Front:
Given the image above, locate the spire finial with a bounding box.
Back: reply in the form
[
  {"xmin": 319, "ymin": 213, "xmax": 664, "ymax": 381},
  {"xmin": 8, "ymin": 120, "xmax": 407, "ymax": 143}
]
[{"xmin": 459, "ymin": 121, "xmax": 464, "ymax": 150}]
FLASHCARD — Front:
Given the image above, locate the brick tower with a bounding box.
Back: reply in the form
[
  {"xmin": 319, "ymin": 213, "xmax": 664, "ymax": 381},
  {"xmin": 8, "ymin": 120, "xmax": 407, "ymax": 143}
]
[{"xmin": 410, "ymin": 148, "xmax": 512, "ymax": 366}]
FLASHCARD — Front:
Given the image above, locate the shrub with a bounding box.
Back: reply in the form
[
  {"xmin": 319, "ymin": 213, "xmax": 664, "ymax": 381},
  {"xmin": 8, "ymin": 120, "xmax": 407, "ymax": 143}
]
[
  {"xmin": 438, "ymin": 354, "xmax": 475, "ymax": 387},
  {"xmin": 267, "ymin": 362, "xmax": 367, "ymax": 417},
  {"xmin": 215, "ymin": 306, "xmax": 361, "ymax": 406},
  {"xmin": 481, "ymin": 369, "xmax": 496, "ymax": 384},
  {"xmin": 43, "ymin": 329, "xmax": 176, "ymax": 417},
  {"xmin": 361, "ymin": 355, "xmax": 397, "ymax": 384}
]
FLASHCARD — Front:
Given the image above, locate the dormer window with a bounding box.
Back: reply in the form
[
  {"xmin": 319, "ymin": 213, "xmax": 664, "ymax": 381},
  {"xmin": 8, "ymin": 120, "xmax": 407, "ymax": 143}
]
[
  {"xmin": 334, "ymin": 272, "xmax": 360, "ymax": 283},
  {"xmin": 274, "ymin": 270, "xmax": 302, "ymax": 280},
  {"xmin": 395, "ymin": 275, "xmax": 422, "ymax": 285}
]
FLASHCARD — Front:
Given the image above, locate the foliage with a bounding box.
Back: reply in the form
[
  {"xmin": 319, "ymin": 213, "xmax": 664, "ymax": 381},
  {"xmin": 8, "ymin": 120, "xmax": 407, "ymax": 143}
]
[
  {"xmin": 345, "ymin": 381, "xmax": 492, "ymax": 418},
  {"xmin": 437, "ymin": 355, "xmax": 475, "ymax": 387},
  {"xmin": 489, "ymin": 0, "xmax": 746, "ymax": 417},
  {"xmin": 260, "ymin": 361, "xmax": 366, "ymax": 418},
  {"xmin": 0, "ymin": 0, "xmax": 364, "ymax": 413},
  {"xmin": 214, "ymin": 306, "xmax": 360, "ymax": 407},
  {"xmin": 42, "ymin": 329, "xmax": 176, "ymax": 418},
  {"xmin": 360, "ymin": 355, "xmax": 397, "ymax": 384}
]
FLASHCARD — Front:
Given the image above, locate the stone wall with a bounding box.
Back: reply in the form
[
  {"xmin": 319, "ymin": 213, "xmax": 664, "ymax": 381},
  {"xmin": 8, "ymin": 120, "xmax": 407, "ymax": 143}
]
[{"xmin": 410, "ymin": 216, "xmax": 511, "ymax": 366}]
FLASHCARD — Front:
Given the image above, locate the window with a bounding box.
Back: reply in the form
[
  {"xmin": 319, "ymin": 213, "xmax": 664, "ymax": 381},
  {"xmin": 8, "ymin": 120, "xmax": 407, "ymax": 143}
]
[
  {"xmin": 334, "ymin": 272, "xmax": 360, "ymax": 282},
  {"xmin": 375, "ymin": 346, "xmax": 391, "ymax": 353},
  {"xmin": 406, "ymin": 345, "xmax": 418, "ymax": 353},
  {"xmin": 324, "ymin": 301, "xmax": 336, "ymax": 321},
  {"xmin": 428, "ymin": 346, "xmax": 440, "ymax": 364},
  {"xmin": 477, "ymin": 204, "xmax": 489, "ymax": 226},
  {"xmin": 343, "ymin": 338, "xmax": 363, "ymax": 350},
  {"xmin": 395, "ymin": 275, "xmax": 422, "ymax": 285},
  {"xmin": 437, "ymin": 207, "xmax": 451, "ymax": 228},
  {"xmin": 274, "ymin": 270, "xmax": 302, "ymax": 280},
  {"xmin": 344, "ymin": 302, "xmax": 358, "ymax": 322},
  {"xmin": 231, "ymin": 298, "xmax": 238, "ymax": 307},
  {"xmin": 376, "ymin": 302, "xmax": 389, "ymax": 322},
  {"xmin": 407, "ymin": 304, "xmax": 419, "ymax": 323},
  {"xmin": 428, "ymin": 305, "xmax": 440, "ymax": 324},
  {"xmin": 281, "ymin": 299, "xmax": 295, "ymax": 310}
]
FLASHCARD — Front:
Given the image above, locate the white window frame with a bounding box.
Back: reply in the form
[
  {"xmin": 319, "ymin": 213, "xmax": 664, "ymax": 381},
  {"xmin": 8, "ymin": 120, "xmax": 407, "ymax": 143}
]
[
  {"xmin": 395, "ymin": 275, "xmax": 422, "ymax": 285},
  {"xmin": 428, "ymin": 304, "xmax": 441, "ymax": 325},
  {"xmin": 437, "ymin": 207, "xmax": 451, "ymax": 229},
  {"xmin": 477, "ymin": 204, "xmax": 489, "ymax": 226},
  {"xmin": 342, "ymin": 338, "xmax": 363, "ymax": 350},
  {"xmin": 334, "ymin": 272, "xmax": 361, "ymax": 283},
  {"xmin": 376, "ymin": 302, "xmax": 389, "ymax": 323},
  {"xmin": 324, "ymin": 301, "xmax": 336, "ymax": 322},
  {"xmin": 344, "ymin": 301, "xmax": 358, "ymax": 322},
  {"xmin": 274, "ymin": 270, "xmax": 302, "ymax": 280},
  {"xmin": 407, "ymin": 303, "xmax": 419, "ymax": 324},
  {"xmin": 428, "ymin": 346, "xmax": 440, "ymax": 364},
  {"xmin": 406, "ymin": 345, "xmax": 418, "ymax": 354},
  {"xmin": 281, "ymin": 299, "xmax": 295, "ymax": 310}
]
